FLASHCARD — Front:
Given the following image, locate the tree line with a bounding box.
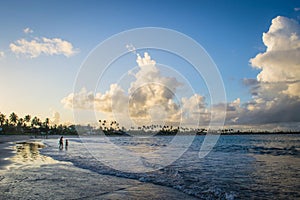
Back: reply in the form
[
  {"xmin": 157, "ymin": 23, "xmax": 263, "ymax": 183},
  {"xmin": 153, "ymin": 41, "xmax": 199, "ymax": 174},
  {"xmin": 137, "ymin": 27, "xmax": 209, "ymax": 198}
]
[{"xmin": 0, "ymin": 112, "xmax": 77, "ymax": 135}]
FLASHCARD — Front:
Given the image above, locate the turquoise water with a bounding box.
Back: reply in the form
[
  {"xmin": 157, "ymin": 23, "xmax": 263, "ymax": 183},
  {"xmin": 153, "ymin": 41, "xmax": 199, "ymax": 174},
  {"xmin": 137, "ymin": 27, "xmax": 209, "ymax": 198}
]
[{"xmin": 41, "ymin": 134, "xmax": 300, "ymax": 199}]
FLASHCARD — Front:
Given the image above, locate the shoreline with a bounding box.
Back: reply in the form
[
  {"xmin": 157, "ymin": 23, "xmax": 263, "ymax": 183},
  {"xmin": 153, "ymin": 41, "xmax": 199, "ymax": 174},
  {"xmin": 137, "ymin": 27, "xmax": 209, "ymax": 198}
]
[
  {"xmin": 0, "ymin": 137, "xmax": 198, "ymax": 200},
  {"xmin": 0, "ymin": 135, "xmax": 36, "ymax": 171}
]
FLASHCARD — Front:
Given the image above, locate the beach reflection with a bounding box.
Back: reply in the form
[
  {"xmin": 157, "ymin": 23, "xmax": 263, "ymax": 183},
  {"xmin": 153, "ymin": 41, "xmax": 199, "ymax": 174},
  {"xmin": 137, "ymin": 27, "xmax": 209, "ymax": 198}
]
[{"xmin": 11, "ymin": 142, "xmax": 59, "ymax": 166}]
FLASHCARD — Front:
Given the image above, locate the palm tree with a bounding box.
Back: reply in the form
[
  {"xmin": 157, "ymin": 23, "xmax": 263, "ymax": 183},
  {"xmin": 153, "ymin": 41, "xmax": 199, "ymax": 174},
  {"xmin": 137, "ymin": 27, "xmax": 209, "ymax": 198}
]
[
  {"xmin": 17, "ymin": 118, "xmax": 24, "ymax": 127},
  {"xmin": 0, "ymin": 113, "xmax": 5, "ymax": 126},
  {"xmin": 24, "ymin": 115, "xmax": 31, "ymax": 127},
  {"xmin": 43, "ymin": 118, "xmax": 50, "ymax": 130},
  {"xmin": 9, "ymin": 112, "xmax": 18, "ymax": 126},
  {"xmin": 16, "ymin": 118, "xmax": 24, "ymax": 133},
  {"xmin": 5, "ymin": 119, "xmax": 9, "ymax": 126},
  {"xmin": 31, "ymin": 116, "xmax": 41, "ymax": 128}
]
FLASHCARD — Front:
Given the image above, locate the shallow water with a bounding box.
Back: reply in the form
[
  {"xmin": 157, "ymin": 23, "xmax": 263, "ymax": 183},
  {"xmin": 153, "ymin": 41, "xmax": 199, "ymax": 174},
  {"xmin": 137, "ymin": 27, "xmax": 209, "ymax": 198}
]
[
  {"xmin": 41, "ymin": 134, "xmax": 300, "ymax": 199},
  {"xmin": 1, "ymin": 141, "xmax": 197, "ymax": 200}
]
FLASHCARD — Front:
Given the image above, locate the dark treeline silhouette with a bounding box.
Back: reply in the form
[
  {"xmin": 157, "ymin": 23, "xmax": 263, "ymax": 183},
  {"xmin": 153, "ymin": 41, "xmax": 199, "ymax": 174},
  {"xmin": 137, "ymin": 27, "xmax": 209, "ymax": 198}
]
[
  {"xmin": 97, "ymin": 119, "xmax": 299, "ymax": 136},
  {"xmin": 98, "ymin": 120, "xmax": 129, "ymax": 136},
  {"xmin": 0, "ymin": 112, "xmax": 77, "ymax": 136},
  {"xmin": 1, "ymin": 112, "xmax": 299, "ymax": 136}
]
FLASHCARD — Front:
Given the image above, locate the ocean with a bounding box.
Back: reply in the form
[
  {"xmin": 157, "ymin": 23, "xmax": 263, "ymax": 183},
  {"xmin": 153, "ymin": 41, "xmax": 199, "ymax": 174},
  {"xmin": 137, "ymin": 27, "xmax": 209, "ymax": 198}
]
[{"xmin": 41, "ymin": 134, "xmax": 300, "ymax": 199}]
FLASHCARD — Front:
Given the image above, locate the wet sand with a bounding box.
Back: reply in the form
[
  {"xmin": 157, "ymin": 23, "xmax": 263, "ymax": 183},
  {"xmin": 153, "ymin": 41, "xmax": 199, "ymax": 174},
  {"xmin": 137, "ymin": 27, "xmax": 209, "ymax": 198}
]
[
  {"xmin": 0, "ymin": 135, "xmax": 34, "ymax": 170},
  {"xmin": 0, "ymin": 136, "xmax": 198, "ymax": 200}
]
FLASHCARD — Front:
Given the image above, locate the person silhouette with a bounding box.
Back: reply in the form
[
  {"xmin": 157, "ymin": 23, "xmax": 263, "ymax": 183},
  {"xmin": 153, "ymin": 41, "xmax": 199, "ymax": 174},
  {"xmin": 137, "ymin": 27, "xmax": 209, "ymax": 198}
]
[
  {"xmin": 65, "ymin": 139, "xmax": 69, "ymax": 150},
  {"xmin": 59, "ymin": 136, "xmax": 63, "ymax": 150}
]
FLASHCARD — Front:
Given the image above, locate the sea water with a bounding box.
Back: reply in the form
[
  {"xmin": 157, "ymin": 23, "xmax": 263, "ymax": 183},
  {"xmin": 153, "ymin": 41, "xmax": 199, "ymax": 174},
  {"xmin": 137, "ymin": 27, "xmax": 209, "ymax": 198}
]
[{"xmin": 41, "ymin": 134, "xmax": 300, "ymax": 199}]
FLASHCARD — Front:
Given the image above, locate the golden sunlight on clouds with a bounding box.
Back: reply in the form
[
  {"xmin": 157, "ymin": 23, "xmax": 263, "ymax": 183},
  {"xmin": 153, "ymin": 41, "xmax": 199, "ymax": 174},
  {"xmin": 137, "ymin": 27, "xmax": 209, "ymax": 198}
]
[{"xmin": 61, "ymin": 52, "xmax": 209, "ymax": 126}]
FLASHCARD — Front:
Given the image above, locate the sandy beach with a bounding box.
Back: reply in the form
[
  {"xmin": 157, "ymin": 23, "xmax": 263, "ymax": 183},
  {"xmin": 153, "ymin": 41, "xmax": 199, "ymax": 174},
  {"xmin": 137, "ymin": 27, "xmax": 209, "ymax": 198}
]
[{"xmin": 0, "ymin": 135, "xmax": 198, "ymax": 200}]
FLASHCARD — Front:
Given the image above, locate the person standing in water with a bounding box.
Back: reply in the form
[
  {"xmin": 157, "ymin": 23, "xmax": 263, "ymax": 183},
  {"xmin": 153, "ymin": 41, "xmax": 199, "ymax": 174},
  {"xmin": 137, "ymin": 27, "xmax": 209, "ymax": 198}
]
[
  {"xmin": 65, "ymin": 139, "xmax": 69, "ymax": 150},
  {"xmin": 59, "ymin": 136, "xmax": 63, "ymax": 150}
]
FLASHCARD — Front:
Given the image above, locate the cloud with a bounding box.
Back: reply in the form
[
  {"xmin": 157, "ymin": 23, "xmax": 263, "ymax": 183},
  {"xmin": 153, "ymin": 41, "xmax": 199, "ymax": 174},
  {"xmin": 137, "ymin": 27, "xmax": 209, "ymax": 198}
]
[
  {"xmin": 242, "ymin": 78, "xmax": 258, "ymax": 86},
  {"xmin": 23, "ymin": 27, "xmax": 33, "ymax": 34},
  {"xmin": 0, "ymin": 51, "xmax": 4, "ymax": 58},
  {"xmin": 61, "ymin": 84, "xmax": 128, "ymax": 113},
  {"xmin": 180, "ymin": 94, "xmax": 209, "ymax": 125},
  {"xmin": 62, "ymin": 88, "xmax": 96, "ymax": 110},
  {"xmin": 225, "ymin": 16, "xmax": 300, "ymax": 125},
  {"xmin": 51, "ymin": 111, "xmax": 60, "ymax": 125},
  {"xmin": 294, "ymin": 7, "xmax": 300, "ymax": 12},
  {"xmin": 128, "ymin": 53, "xmax": 183, "ymax": 121},
  {"xmin": 250, "ymin": 16, "xmax": 300, "ymax": 98},
  {"xmin": 62, "ymin": 52, "xmax": 207, "ymax": 127},
  {"xmin": 126, "ymin": 44, "xmax": 137, "ymax": 54},
  {"xmin": 61, "ymin": 16, "xmax": 300, "ymax": 128},
  {"xmin": 10, "ymin": 37, "xmax": 78, "ymax": 58},
  {"xmin": 237, "ymin": 95, "xmax": 300, "ymax": 124}
]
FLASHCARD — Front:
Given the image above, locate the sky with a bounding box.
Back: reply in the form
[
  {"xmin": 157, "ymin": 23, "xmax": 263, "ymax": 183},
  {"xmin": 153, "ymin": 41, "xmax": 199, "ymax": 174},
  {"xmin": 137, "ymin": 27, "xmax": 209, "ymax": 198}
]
[{"xmin": 0, "ymin": 0, "xmax": 300, "ymax": 130}]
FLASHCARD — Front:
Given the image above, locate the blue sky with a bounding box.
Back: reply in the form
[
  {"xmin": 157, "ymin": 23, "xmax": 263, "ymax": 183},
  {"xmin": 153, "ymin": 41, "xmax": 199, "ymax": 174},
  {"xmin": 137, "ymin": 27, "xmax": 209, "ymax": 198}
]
[{"xmin": 0, "ymin": 0, "xmax": 299, "ymax": 129}]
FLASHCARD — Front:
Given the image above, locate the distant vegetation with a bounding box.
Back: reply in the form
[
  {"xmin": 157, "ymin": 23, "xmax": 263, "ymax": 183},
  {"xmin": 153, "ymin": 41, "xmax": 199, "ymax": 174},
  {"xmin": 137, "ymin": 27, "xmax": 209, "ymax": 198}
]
[
  {"xmin": 0, "ymin": 112, "xmax": 77, "ymax": 135},
  {"xmin": 98, "ymin": 120, "xmax": 129, "ymax": 136},
  {"xmin": 0, "ymin": 112, "xmax": 299, "ymax": 136}
]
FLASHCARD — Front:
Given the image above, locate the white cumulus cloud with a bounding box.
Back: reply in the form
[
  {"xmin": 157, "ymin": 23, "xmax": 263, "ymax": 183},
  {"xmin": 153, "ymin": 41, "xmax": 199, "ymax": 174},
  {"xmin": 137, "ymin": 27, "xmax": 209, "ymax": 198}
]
[
  {"xmin": 226, "ymin": 16, "xmax": 300, "ymax": 125},
  {"xmin": 62, "ymin": 52, "xmax": 208, "ymax": 127},
  {"xmin": 10, "ymin": 37, "xmax": 78, "ymax": 58},
  {"xmin": 23, "ymin": 27, "xmax": 33, "ymax": 34},
  {"xmin": 250, "ymin": 16, "xmax": 300, "ymax": 98}
]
